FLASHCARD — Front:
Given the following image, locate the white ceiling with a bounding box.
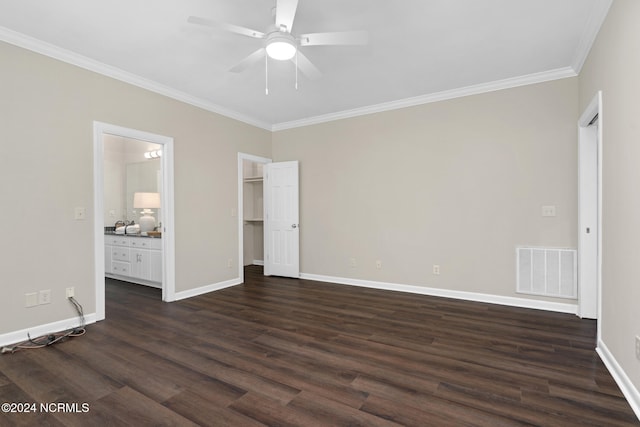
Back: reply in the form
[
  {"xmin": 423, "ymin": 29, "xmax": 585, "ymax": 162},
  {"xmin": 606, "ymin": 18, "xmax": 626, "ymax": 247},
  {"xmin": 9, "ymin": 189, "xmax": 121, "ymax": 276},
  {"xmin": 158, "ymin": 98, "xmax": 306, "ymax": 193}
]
[{"xmin": 0, "ymin": 0, "xmax": 611, "ymax": 130}]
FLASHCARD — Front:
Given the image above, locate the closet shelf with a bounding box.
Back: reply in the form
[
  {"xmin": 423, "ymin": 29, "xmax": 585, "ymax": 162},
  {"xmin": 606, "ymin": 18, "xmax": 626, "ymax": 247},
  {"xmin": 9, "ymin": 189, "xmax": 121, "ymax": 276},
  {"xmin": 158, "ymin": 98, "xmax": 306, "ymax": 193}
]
[
  {"xmin": 243, "ymin": 176, "xmax": 263, "ymax": 183},
  {"xmin": 244, "ymin": 218, "xmax": 263, "ymax": 222}
]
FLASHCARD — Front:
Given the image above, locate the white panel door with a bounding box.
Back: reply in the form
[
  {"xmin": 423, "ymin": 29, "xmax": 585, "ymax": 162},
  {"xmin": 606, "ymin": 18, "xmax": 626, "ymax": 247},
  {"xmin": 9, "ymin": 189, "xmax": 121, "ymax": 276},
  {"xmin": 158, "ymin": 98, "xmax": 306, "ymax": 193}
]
[{"xmin": 264, "ymin": 161, "xmax": 299, "ymax": 278}]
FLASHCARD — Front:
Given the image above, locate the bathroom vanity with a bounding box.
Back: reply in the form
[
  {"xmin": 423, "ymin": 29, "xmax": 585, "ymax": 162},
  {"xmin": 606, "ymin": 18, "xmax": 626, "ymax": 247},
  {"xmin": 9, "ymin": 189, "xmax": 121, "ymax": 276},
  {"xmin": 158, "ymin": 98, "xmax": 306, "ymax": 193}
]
[{"xmin": 105, "ymin": 235, "xmax": 162, "ymax": 288}]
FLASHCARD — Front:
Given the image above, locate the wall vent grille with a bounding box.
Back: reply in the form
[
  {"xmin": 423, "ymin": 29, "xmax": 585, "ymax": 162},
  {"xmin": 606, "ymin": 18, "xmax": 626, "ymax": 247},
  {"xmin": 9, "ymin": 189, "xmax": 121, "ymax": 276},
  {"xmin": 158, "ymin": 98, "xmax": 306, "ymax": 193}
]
[{"xmin": 516, "ymin": 247, "xmax": 577, "ymax": 299}]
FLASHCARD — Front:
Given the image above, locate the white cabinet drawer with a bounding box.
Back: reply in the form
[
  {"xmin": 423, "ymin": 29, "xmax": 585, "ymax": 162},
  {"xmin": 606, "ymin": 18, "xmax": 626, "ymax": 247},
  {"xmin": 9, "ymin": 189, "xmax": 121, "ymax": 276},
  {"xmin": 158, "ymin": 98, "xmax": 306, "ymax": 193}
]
[
  {"xmin": 130, "ymin": 238, "xmax": 162, "ymax": 250},
  {"xmin": 108, "ymin": 236, "xmax": 130, "ymax": 247},
  {"xmin": 112, "ymin": 247, "xmax": 130, "ymax": 262},
  {"xmin": 111, "ymin": 261, "xmax": 130, "ymax": 275}
]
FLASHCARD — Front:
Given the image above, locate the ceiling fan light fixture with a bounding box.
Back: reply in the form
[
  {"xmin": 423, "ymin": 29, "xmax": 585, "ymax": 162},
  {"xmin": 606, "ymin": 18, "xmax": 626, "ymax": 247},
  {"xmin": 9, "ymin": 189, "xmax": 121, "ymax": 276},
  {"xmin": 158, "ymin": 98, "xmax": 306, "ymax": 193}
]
[{"xmin": 266, "ymin": 35, "xmax": 296, "ymax": 60}]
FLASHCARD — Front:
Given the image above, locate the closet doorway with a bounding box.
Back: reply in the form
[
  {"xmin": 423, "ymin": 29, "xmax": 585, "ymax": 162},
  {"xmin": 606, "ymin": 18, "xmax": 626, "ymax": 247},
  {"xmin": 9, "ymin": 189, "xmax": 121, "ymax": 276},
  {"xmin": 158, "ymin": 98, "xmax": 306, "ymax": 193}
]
[{"xmin": 238, "ymin": 153, "xmax": 271, "ymax": 282}]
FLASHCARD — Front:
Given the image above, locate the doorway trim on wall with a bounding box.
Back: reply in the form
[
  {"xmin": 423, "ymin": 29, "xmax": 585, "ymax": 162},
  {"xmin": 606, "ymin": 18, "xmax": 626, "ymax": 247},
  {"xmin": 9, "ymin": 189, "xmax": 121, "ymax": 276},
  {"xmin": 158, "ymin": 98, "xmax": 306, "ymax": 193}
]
[
  {"xmin": 577, "ymin": 91, "xmax": 603, "ymax": 331},
  {"xmin": 93, "ymin": 121, "xmax": 176, "ymax": 321},
  {"xmin": 237, "ymin": 153, "xmax": 272, "ymax": 283},
  {"xmin": 579, "ymin": 93, "xmax": 640, "ymax": 422}
]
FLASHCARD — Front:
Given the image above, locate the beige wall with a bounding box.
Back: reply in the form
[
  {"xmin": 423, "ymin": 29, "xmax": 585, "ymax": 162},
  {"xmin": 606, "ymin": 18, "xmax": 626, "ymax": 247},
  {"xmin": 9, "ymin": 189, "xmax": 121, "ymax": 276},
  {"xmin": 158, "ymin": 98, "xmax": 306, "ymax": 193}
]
[
  {"xmin": 579, "ymin": 0, "xmax": 640, "ymax": 396},
  {"xmin": 0, "ymin": 41, "xmax": 271, "ymax": 335},
  {"xmin": 273, "ymin": 78, "xmax": 579, "ymax": 301}
]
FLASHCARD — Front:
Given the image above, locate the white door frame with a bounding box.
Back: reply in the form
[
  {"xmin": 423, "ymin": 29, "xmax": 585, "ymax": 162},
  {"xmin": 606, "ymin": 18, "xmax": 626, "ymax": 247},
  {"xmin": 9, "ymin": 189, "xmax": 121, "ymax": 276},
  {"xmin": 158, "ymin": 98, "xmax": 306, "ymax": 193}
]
[
  {"xmin": 93, "ymin": 121, "xmax": 176, "ymax": 321},
  {"xmin": 237, "ymin": 152, "xmax": 272, "ymax": 283},
  {"xmin": 577, "ymin": 92, "xmax": 603, "ymax": 332}
]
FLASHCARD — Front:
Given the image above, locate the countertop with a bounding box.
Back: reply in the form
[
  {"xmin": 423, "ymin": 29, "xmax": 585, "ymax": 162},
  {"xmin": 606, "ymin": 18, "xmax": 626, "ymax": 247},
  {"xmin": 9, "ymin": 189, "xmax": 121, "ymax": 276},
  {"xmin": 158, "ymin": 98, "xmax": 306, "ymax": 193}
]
[{"xmin": 104, "ymin": 232, "xmax": 161, "ymax": 238}]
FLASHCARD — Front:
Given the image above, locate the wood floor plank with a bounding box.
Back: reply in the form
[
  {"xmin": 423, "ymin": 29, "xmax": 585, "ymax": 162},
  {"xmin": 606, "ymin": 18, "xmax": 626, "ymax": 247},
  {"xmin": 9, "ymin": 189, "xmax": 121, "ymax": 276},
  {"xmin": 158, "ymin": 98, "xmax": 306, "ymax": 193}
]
[
  {"xmin": 0, "ymin": 265, "xmax": 637, "ymax": 426},
  {"xmin": 229, "ymin": 392, "xmax": 326, "ymax": 427},
  {"xmin": 191, "ymin": 340, "xmax": 369, "ymax": 409},
  {"xmin": 287, "ymin": 390, "xmax": 402, "ymax": 427},
  {"xmin": 359, "ymin": 394, "xmax": 463, "ymax": 427},
  {"xmin": 434, "ymin": 381, "xmax": 562, "ymax": 426},
  {"xmin": 0, "ymin": 383, "xmax": 65, "ymax": 427},
  {"xmin": 0, "ymin": 351, "xmax": 88, "ymax": 405},
  {"xmin": 56, "ymin": 334, "xmax": 184, "ymax": 403},
  {"xmin": 89, "ymin": 386, "xmax": 199, "ymax": 426},
  {"xmin": 23, "ymin": 347, "xmax": 121, "ymax": 401},
  {"xmin": 352, "ymin": 375, "xmax": 524, "ymax": 427},
  {"xmin": 163, "ymin": 389, "xmax": 264, "ymax": 427},
  {"xmin": 521, "ymin": 388, "xmax": 639, "ymax": 426}
]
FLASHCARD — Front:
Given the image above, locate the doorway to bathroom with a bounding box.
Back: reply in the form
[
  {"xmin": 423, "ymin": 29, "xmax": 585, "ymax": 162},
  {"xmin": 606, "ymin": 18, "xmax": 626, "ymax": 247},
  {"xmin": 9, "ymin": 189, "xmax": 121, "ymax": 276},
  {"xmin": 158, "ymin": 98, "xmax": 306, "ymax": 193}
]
[{"xmin": 93, "ymin": 122, "xmax": 175, "ymax": 321}]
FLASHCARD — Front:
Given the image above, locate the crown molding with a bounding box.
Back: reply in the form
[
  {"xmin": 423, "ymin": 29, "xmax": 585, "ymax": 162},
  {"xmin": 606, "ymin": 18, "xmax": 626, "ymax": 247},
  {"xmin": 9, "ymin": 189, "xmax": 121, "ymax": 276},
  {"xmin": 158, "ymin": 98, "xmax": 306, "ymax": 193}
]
[
  {"xmin": 271, "ymin": 67, "xmax": 578, "ymax": 131},
  {"xmin": 2, "ymin": 25, "xmax": 587, "ymax": 134},
  {"xmin": 571, "ymin": 0, "xmax": 613, "ymax": 73},
  {"xmin": 0, "ymin": 26, "xmax": 272, "ymax": 131}
]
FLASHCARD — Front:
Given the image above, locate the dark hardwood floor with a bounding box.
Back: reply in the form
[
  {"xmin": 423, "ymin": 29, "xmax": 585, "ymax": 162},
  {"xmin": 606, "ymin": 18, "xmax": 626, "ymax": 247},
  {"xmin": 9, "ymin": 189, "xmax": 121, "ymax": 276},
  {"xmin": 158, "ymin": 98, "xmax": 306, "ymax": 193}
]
[{"xmin": 0, "ymin": 265, "xmax": 638, "ymax": 426}]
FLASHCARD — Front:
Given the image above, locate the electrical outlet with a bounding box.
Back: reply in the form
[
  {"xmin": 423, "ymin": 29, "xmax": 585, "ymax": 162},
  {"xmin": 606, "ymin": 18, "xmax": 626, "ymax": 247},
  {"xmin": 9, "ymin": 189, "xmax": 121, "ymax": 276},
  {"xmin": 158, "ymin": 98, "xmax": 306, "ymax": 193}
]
[
  {"xmin": 227, "ymin": 258, "xmax": 233, "ymax": 268},
  {"xmin": 636, "ymin": 335, "xmax": 640, "ymax": 360},
  {"xmin": 433, "ymin": 264, "xmax": 440, "ymax": 275},
  {"xmin": 349, "ymin": 258, "xmax": 357, "ymax": 268},
  {"xmin": 66, "ymin": 287, "xmax": 75, "ymax": 298},
  {"xmin": 25, "ymin": 292, "xmax": 38, "ymax": 308},
  {"xmin": 38, "ymin": 290, "xmax": 51, "ymax": 305},
  {"xmin": 376, "ymin": 260, "xmax": 382, "ymax": 269}
]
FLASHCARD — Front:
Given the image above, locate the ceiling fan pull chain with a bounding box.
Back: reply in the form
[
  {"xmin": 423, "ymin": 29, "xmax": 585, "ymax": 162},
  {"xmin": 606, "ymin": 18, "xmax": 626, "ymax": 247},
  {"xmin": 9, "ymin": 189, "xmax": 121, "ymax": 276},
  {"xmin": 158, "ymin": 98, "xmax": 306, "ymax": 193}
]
[
  {"xmin": 295, "ymin": 49, "xmax": 299, "ymax": 90},
  {"xmin": 265, "ymin": 55, "xmax": 269, "ymax": 95}
]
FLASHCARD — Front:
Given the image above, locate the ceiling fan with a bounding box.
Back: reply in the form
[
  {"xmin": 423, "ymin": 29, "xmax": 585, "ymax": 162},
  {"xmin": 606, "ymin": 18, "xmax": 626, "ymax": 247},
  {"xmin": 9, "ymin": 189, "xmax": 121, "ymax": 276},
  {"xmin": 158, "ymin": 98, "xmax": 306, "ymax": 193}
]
[{"xmin": 187, "ymin": 0, "xmax": 368, "ymax": 86}]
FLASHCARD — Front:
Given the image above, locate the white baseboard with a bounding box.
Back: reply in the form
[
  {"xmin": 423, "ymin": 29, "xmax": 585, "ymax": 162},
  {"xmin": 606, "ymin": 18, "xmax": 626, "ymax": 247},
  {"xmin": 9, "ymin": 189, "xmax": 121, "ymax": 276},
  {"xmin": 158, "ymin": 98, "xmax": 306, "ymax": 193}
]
[
  {"xmin": 299, "ymin": 273, "xmax": 578, "ymax": 314},
  {"xmin": 173, "ymin": 277, "xmax": 242, "ymax": 301},
  {"xmin": 252, "ymin": 260, "xmax": 264, "ymax": 266},
  {"xmin": 596, "ymin": 340, "xmax": 640, "ymax": 420},
  {"xmin": 0, "ymin": 313, "xmax": 97, "ymax": 348},
  {"xmin": 0, "ymin": 277, "xmax": 243, "ymax": 347}
]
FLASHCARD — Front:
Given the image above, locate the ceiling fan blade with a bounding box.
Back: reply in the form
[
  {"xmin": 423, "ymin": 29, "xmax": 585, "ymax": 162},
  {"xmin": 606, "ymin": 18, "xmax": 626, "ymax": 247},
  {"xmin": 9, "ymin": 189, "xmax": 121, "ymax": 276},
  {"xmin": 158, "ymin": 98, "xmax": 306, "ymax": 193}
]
[
  {"xmin": 275, "ymin": 0, "xmax": 299, "ymax": 33},
  {"xmin": 292, "ymin": 51, "xmax": 322, "ymax": 80},
  {"xmin": 187, "ymin": 16, "xmax": 265, "ymax": 39},
  {"xmin": 230, "ymin": 48, "xmax": 266, "ymax": 73},
  {"xmin": 299, "ymin": 31, "xmax": 369, "ymax": 46}
]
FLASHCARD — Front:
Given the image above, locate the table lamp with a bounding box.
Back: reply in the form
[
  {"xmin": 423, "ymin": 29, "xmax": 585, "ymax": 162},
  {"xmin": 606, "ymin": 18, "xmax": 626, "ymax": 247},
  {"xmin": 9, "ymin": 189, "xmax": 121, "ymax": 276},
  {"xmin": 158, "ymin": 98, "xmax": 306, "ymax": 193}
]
[{"xmin": 133, "ymin": 192, "xmax": 161, "ymax": 233}]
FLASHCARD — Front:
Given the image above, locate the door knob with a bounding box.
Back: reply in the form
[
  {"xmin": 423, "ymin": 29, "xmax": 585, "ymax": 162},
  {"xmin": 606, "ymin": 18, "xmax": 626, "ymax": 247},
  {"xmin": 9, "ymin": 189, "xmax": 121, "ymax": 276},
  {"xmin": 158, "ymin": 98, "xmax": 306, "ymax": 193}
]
[{"xmin": 292, "ymin": 224, "xmax": 298, "ymax": 229}]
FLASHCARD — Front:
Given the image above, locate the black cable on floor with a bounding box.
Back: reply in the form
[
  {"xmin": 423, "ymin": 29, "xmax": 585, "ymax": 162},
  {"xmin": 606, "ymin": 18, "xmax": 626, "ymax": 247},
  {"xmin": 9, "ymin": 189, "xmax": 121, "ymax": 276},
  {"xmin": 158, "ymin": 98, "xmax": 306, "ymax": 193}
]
[{"xmin": 1, "ymin": 296, "xmax": 86, "ymax": 354}]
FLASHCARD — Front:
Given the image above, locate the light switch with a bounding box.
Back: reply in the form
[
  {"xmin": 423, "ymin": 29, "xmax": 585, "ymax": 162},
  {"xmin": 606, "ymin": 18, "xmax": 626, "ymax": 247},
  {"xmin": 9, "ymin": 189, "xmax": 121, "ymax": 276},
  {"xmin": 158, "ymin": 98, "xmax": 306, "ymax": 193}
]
[
  {"xmin": 541, "ymin": 205, "xmax": 556, "ymax": 217},
  {"xmin": 25, "ymin": 292, "xmax": 38, "ymax": 308}
]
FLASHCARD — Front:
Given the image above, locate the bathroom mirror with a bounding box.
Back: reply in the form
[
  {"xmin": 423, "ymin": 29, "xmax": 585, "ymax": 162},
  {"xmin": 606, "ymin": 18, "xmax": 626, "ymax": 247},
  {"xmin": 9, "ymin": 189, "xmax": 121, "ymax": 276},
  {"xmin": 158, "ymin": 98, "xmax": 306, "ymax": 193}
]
[
  {"xmin": 126, "ymin": 160, "xmax": 161, "ymax": 225},
  {"xmin": 103, "ymin": 135, "xmax": 162, "ymax": 226}
]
